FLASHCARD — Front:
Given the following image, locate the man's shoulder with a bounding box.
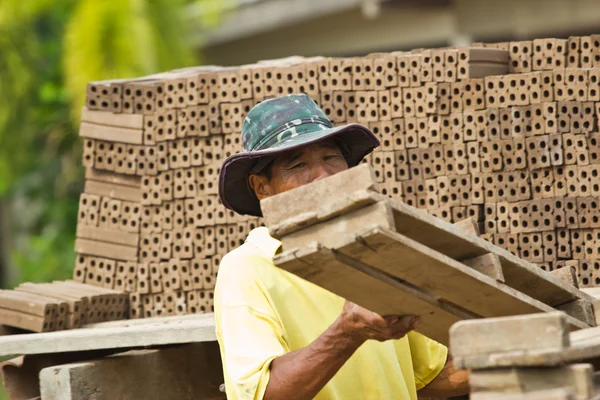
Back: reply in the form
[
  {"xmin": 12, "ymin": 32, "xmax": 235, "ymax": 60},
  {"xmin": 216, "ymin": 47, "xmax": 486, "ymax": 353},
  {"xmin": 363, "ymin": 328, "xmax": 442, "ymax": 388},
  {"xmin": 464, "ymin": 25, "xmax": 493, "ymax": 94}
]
[{"xmin": 218, "ymin": 241, "xmax": 276, "ymax": 281}]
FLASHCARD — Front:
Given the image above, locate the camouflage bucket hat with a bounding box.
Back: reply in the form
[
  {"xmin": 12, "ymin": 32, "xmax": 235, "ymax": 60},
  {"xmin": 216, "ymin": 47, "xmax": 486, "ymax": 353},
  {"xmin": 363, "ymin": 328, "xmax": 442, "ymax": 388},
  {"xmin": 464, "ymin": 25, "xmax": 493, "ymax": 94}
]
[{"xmin": 218, "ymin": 94, "xmax": 380, "ymax": 216}]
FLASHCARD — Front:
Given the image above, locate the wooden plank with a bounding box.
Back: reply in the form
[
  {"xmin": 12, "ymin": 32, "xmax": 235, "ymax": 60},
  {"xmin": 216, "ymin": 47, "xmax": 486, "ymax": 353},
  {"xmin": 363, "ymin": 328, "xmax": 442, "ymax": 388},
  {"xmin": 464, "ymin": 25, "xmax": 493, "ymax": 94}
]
[
  {"xmin": 39, "ymin": 342, "xmax": 225, "ymax": 400},
  {"xmin": 550, "ymin": 266, "xmax": 579, "ymax": 288},
  {"xmin": 462, "ymin": 48, "xmax": 510, "ymax": 63},
  {"xmin": 76, "ymin": 225, "xmax": 139, "ymax": 248},
  {"xmin": 469, "ymin": 364, "xmax": 593, "ymax": 400},
  {"xmin": 85, "ymin": 168, "xmax": 141, "ymax": 188},
  {"xmin": 275, "ymin": 243, "xmax": 475, "ymax": 345},
  {"xmin": 450, "ymin": 312, "xmax": 569, "ymax": 359},
  {"xmin": 386, "ymin": 195, "xmax": 594, "ymax": 307},
  {"xmin": 462, "ymin": 253, "xmax": 505, "ymax": 282},
  {"xmin": 471, "ymin": 388, "xmax": 575, "ymax": 400},
  {"xmin": 280, "ymin": 201, "xmax": 395, "ymax": 251},
  {"xmin": 0, "ymin": 313, "xmax": 216, "ymax": 357},
  {"xmin": 267, "ymin": 185, "xmax": 592, "ymax": 310},
  {"xmin": 466, "ymin": 63, "xmax": 509, "ymax": 78},
  {"xmin": 75, "ymin": 238, "xmax": 138, "ymax": 262},
  {"xmin": 261, "ymin": 163, "xmax": 379, "ymax": 233},
  {"xmin": 80, "ymin": 107, "xmax": 144, "ymax": 129},
  {"xmin": 336, "ymin": 227, "xmax": 587, "ymax": 326},
  {"xmin": 84, "ymin": 180, "xmax": 141, "ymax": 202},
  {"xmin": 557, "ymin": 300, "xmax": 596, "ymax": 327},
  {"xmin": 453, "ymin": 217, "xmax": 481, "ymax": 236},
  {"xmin": 79, "ymin": 122, "xmax": 143, "ymax": 144},
  {"xmin": 452, "ymin": 319, "xmax": 600, "ymax": 369}
]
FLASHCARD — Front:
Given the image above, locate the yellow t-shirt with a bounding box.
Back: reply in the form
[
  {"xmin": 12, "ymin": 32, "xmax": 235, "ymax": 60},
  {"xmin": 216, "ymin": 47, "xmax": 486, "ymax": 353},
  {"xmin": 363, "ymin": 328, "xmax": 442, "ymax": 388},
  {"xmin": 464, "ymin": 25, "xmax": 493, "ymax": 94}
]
[{"xmin": 214, "ymin": 227, "xmax": 448, "ymax": 400}]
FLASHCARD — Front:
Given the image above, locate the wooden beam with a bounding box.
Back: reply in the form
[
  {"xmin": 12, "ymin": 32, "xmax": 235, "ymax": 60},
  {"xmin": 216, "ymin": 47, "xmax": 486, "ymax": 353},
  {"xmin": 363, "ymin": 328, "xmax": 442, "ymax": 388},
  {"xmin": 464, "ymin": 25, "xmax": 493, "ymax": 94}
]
[
  {"xmin": 75, "ymin": 238, "xmax": 138, "ymax": 262},
  {"xmin": 261, "ymin": 163, "xmax": 379, "ymax": 234},
  {"xmin": 469, "ymin": 364, "xmax": 593, "ymax": 399},
  {"xmin": 275, "ymin": 243, "xmax": 474, "ymax": 345},
  {"xmin": 336, "ymin": 227, "xmax": 586, "ymax": 327},
  {"xmin": 79, "ymin": 122, "xmax": 143, "ymax": 145},
  {"xmin": 0, "ymin": 313, "xmax": 216, "ymax": 357},
  {"xmin": 85, "ymin": 168, "xmax": 141, "ymax": 188},
  {"xmin": 80, "ymin": 107, "xmax": 144, "ymax": 129},
  {"xmin": 462, "ymin": 253, "xmax": 505, "ymax": 282},
  {"xmin": 386, "ymin": 195, "xmax": 594, "ymax": 308},
  {"xmin": 452, "ymin": 316, "xmax": 600, "ymax": 369},
  {"xmin": 450, "ymin": 312, "xmax": 569, "ymax": 360},
  {"xmin": 76, "ymin": 225, "xmax": 139, "ymax": 248},
  {"xmin": 39, "ymin": 342, "xmax": 224, "ymax": 400},
  {"xmin": 84, "ymin": 180, "xmax": 141, "ymax": 202}
]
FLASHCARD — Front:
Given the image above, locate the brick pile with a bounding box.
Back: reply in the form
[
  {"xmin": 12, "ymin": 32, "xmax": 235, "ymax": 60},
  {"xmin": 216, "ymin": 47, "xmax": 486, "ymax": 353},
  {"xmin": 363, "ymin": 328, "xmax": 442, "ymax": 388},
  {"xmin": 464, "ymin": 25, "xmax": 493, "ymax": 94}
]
[{"xmin": 72, "ymin": 34, "xmax": 600, "ymax": 322}]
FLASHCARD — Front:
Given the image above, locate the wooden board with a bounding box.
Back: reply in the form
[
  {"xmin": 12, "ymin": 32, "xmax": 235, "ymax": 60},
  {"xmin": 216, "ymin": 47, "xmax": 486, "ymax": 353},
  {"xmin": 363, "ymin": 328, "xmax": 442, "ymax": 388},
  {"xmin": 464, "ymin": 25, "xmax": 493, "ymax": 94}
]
[
  {"xmin": 84, "ymin": 180, "xmax": 141, "ymax": 202},
  {"xmin": 469, "ymin": 364, "xmax": 593, "ymax": 400},
  {"xmin": 335, "ymin": 227, "xmax": 588, "ymax": 327},
  {"xmin": 79, "ymin": 122, "xmax": 143, "ymax": 144},
  {"xmin": 452, "ymin": 322, "xmax": 600, "ymax": 369},
  {"xmin": 76, "ymin": 225, "xmax": 139, "ymax": 248},
  {"xmin": 387, "ymin": 197, "xmax": 595, "ymax": 308},
  {"xmin": 0, "ymin": 313, "xmax": 216, "ymax": 357},
  {"xmin": 39, "ymin": 342, "xmax": 225, "ymax": 400},
  {"xmin": 75, "ymin": 238, "xmax": 138, "ymax": 262},
  {"xmin": 275, "ymin": 243, "xmax": 477, "ymax": 345},
  {"xmin": 80, "ymin": 107, "xmax": 144, "ymax": 129},
  {"xmin": 85, "ymin": 168, "xmax": 141, "ymax": 188},
  {"xmin": 261, "ymin": 163, "xmax": 380, "ymax": 234},
  {"xmin": 263, "ymin": 184, "xmax": 592, "ymax": 310}
]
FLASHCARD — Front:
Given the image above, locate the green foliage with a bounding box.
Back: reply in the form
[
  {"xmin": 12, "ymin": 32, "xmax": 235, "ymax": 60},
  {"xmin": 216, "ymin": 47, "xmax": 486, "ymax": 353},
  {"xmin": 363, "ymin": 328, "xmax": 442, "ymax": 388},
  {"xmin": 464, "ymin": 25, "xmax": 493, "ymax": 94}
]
[
  {"xmin": 0, "ymin": 0, "xmax": 220, "ymax": 287},
  {"xmin": 0, "ymin": 3, "xmax": 222, "ymax": 397}
]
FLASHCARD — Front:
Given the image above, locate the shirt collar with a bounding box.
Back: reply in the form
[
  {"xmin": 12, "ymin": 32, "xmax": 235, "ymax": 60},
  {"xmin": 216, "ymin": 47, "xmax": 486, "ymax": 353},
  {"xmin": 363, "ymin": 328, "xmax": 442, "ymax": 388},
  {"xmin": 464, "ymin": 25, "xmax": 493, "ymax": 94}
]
[{"xmin": 246, "ymin": 226, "xmax": 282, "ymax": 259}]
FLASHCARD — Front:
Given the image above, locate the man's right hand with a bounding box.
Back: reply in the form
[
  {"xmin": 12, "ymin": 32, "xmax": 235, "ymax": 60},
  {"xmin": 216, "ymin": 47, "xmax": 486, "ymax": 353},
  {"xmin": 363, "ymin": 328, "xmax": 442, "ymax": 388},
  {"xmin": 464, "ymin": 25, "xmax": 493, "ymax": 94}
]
[{"xmin": 337, "ymin": 300, "xmax": 420, "ymax": 346}]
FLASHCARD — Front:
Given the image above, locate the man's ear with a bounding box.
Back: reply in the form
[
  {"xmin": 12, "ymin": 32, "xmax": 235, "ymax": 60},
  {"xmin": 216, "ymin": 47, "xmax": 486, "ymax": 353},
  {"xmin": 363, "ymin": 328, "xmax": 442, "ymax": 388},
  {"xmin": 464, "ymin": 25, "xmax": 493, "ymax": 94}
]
[{"xmin": 248, "ymin": 174, "xmax": 272, "ymax": 200}]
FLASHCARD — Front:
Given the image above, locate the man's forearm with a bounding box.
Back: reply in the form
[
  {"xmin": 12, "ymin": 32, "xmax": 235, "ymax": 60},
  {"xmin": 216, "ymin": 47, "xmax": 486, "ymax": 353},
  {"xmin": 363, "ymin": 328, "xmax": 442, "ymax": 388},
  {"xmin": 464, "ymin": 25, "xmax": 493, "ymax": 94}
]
[{"xmin": 263, "ymin": 317, "xmax": 361, "ymax": 400}]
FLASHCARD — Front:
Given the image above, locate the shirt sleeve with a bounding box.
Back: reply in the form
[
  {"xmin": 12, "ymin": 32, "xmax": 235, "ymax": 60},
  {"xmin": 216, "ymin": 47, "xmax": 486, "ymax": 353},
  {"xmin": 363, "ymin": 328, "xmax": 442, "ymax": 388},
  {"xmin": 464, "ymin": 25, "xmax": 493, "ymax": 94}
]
[
  {"xmin": 214, "ymin": 251, "xmax": 288, "ymax": 400},
  {"xmin": 406, "ymin": 331, "xmax": 448, "ymax": 390}
]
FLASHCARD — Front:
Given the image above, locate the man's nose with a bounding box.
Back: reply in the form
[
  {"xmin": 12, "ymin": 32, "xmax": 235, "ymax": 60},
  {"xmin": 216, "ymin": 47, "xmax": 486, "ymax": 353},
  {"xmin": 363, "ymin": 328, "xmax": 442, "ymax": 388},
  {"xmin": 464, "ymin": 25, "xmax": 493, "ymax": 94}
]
[{"xmin": 311, "ymin": 162, "xmax": 333, "ymax": 182}]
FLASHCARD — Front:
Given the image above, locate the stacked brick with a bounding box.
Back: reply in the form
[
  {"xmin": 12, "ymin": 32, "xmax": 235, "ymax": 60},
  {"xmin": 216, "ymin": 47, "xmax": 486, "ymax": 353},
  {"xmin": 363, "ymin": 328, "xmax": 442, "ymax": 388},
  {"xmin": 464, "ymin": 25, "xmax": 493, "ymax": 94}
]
[
  {"xmin": 75, "ymin": 35, "xmax": 600, "ymax": 322},
  {"xmin": 0, "ymin": 281, "xmax": 127, "ymax": 332}
]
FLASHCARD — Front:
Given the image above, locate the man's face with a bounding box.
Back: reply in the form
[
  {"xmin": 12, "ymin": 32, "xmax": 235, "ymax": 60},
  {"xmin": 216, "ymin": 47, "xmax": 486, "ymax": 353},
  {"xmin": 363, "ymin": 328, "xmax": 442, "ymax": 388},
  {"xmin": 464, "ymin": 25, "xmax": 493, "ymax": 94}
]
[{"xmin": 249, "ymin": 140, "xmax": 349, "ymax": 200}]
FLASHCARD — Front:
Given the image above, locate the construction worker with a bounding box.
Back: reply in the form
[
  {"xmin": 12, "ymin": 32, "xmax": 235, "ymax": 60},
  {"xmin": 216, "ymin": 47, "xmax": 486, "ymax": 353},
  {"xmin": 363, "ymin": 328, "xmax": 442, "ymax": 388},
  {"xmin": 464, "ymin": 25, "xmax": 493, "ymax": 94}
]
[{"xmin": 216, "ymin": 94, "xmax": 470, "ymax": 399}]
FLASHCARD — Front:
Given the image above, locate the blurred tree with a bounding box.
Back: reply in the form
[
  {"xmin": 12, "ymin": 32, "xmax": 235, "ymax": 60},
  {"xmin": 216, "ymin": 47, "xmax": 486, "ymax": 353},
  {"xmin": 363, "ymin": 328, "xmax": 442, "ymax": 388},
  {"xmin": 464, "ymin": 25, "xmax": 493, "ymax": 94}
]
[
  {"xmin": 0, "ymin": 1, "xmax": 221, "ymax": 398},
  {"xmin": 0, "ymin": 0, "xmax": 220, "ymax": 284}
]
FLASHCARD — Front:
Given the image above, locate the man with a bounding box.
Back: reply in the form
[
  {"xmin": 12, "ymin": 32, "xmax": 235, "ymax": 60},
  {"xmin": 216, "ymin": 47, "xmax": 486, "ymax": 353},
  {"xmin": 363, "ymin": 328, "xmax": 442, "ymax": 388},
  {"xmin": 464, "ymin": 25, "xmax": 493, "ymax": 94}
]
[{"xmin": 216, "ymin": 94, "xmax": 469, "ymax": 400}]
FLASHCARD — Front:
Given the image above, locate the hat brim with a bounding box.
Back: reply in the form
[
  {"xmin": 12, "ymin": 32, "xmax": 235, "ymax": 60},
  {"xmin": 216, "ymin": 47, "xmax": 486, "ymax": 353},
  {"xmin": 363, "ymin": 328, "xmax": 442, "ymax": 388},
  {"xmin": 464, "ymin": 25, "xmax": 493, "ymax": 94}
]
[{"xmin": 218, "ymin": 123, "xmax": 380, "ymax": 216}]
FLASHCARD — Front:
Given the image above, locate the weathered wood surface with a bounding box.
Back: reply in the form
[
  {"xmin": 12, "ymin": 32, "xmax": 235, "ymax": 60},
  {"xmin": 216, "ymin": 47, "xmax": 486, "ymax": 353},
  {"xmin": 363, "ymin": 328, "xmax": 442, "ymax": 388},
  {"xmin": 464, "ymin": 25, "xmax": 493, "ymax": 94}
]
[
  {"xmin": 386, "ymin": 195, "xmax": 594, "ymax": 308},
  {"xmin": 274, "ymin": 196, "xmax": 592, "ymax": 327},
  {"xmin": 451, "ymin": 313, "xmax": 600, "ymax": 369},
  {"xmin": 85, "ymin": 168, "xmax": 141, "ymax": 188},
  {"xmin": 0, "ymin": 313, "xmax": 216, "ymax": 357},
  {"xmin": 275, "ymin": 243, "xmax": 474, "ymax": 345},
  {"xmin": 470, "ymin": 364, "xmax": 593, "ymax": 400},
  {"xmin": 84, "ymin": 180, "xmax": 141, "ymax": 202},
  {"xmin": 463, "ymin": 253, "xmax": 505, "ymax": 282},
  {"xmin": 39, "ymin": 342, "xmax": 225, "ymax": 400},
  {"xmin": 76, "ymin": 224, "xmax": 139, "ymax": 248},
  {"xmin": 80, "ymin": 107, "xmax": 144, "ymax": 129},
  {"xmin": 450, "ymin": 313, "xmax": 569, "ymax": 359},
  {"xmin": 79, "ymin": 122, "xmax": 143, "ymax": 144},
  {"xmin": 266, "ymin": 186, "xmax": 594, "ymax": 311},
  {"xmin": 261, "ymin": 163, "xmax": 379, "ymax": 233},
  {"xmin": 471, "ymin": 388, "xmax": 575, "ymax": 400},
  {"xmin": 336, "ymin": 227, "xmax": 586, "ymax": 325}
]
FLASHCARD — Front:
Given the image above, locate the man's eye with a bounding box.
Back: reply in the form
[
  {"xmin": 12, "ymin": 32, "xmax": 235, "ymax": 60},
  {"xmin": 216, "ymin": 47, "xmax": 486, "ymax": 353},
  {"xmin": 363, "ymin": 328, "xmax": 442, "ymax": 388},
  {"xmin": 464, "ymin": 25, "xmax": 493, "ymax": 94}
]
[{"xmin": 290, "ymin": 163, "xmax": 305, "ymax": 170}]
